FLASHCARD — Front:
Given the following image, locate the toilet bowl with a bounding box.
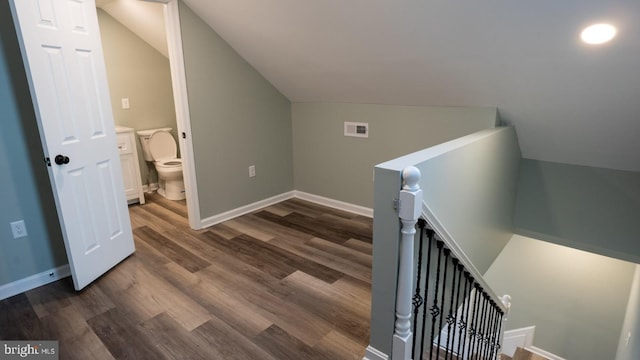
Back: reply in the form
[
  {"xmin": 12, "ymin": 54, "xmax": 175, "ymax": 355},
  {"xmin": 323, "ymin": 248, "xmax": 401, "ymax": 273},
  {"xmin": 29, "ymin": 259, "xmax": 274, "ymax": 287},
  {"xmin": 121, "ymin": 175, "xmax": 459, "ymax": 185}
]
[{"xmin": 137, "ymin": 128, "xmax": 185, "ymax": 201}]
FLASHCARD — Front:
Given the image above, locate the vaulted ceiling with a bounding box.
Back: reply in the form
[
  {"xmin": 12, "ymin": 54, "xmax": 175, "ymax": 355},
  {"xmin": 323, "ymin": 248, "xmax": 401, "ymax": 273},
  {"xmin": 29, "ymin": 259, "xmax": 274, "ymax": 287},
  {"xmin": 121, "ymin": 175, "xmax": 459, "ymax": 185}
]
[{"xmin": 104, "ymin": 0, "xmax": 640, "ymax": 172}]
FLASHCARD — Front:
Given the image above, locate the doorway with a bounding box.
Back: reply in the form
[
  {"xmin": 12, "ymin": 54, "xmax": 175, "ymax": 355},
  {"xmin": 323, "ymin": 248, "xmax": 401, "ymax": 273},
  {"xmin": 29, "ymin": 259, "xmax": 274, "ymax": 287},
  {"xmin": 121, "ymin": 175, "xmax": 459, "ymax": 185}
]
[
  {"xmin": 96, "ymin": 1, "xmax": 178, "ymax": 199},
  {"xmin": 6, "ymin": 0, "xmax": 202, "ymax": 292},
  {"xmin": 96, "ymin": 0, "xmax": 201, "ymax": 229}
]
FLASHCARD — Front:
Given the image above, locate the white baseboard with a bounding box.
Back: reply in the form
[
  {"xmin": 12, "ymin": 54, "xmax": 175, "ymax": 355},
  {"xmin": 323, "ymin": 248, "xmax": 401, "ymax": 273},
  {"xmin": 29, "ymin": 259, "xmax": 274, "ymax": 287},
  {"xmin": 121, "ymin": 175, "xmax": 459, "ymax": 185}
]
[
  {"xmin": 362, "ymin": 345, "xmax": 389, "ymax": 360},
  {"xmin": 293, "ymin": 191, "xmax": 373, "ymax": 218},
  {"xmin": 502, "ymin": 326, "xmax": 565, "ymax": 360},
  {"xmin": 0, "ymin": 265, "xmax": 70, "ymax": 301},
  {"xmin": 142, "ymin": 182, "xmax": 159, "ymax": 193},
  {"xmin": 198, "ymin": 190, "xmax": 373, "ymax": 229},
  {"xmin": 526, "ymin": 346, "xmax": 567, "ymax": 360},
  {"xmin": 199, "ymin": 191, "xmax": 296, "ymax": 228},
  {"xmin": 502, "ymin": 326, "xmax": 536, "ymax": 357}
]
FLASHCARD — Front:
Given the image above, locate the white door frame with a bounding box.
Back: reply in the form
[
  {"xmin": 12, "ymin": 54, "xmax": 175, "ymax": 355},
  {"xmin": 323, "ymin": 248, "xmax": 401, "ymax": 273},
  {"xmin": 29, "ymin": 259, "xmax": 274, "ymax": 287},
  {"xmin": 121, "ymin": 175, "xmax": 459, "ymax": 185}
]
[
  {"xmin": 162, "ymin": 0, "xmax": 202, "ymax": 229},
  {"xmin": 97, "ymin": 0, "xmax": 202, "ymax": 229},
  {"xmin": 16, "ymin": 0, "xmax": 203, "ymax": 234}
]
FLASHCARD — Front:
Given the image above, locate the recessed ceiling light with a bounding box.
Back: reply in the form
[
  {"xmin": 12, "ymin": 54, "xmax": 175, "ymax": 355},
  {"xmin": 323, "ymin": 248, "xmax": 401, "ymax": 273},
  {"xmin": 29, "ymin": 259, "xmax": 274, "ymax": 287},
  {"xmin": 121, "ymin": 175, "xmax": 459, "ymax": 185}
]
[{"xmin": 580, "ymin": 23, "xmax": 617, "ymax": 45}]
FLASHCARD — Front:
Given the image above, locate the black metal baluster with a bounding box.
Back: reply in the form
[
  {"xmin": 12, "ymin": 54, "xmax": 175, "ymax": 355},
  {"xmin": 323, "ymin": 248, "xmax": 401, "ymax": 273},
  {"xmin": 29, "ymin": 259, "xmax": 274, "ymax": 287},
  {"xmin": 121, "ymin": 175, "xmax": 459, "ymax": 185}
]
[
  {"xmin": 444, "ymin": 258, "xmax": 459, "ymax": 360},
  {"xmin": 459, "ymin": 274, "xmax": 473, "ymax": 358},
  {"xmin": 420, "ymin": 229, "xmax": 436, "ymax": 359},
  {"xmin": 466, "ymin": 285, "xmax": 475, "ymax": 358},
  {"xmin": 468, "ymin": 285, "xmax": 482, "ymax": 359},
  {"xmin": 484, "ymin": 301, "xmax": 496, "ymax": 360},
  {"xmin": 412, "ymin": 220, "xmax": 427, "ymax": 359},
  {"xmin": 472, "ymin": 292, "xmax": 483, "ymax": 359},
  {"xmin": 493, "ymin": 312, "xmax": 504, "ymax": 360},
  {"xmin": 488, "ymin": 306, "xmax": 499, "ymax": 360},
  {"xmin": 480, "ymin": 298, "xmax": 491, "ymax": 360},
  {"xmin": 406, "ymin": 226, "xmax": 509, "ymax": 360},
  {"xmin": 428, "ymin": 241, "xmax": 444, "ymax": 360},
  {"xmin": 450, "ymin": 262, "xmax": 463, "ymax": 360},
  {"xmin": 435, "ymin": 248, "xmax": 451, "ymax": 360},
  {"xmin": 476, "ymin": 292, "xmax": 489, "ymax": 359},
  {"xmin": 493, "ymin": 304, "xmax": 501, "ymax": 359},
  {"xmin": 496, "ymin": 308, "xmax": 504, "ymax": 358},
  {"xmin": 493, "ymin": 306, "xmax": 502, "ymax": 360},
  {"xmin": 483, "ymin": 295, "xmax": 493, "ymax": 359}
]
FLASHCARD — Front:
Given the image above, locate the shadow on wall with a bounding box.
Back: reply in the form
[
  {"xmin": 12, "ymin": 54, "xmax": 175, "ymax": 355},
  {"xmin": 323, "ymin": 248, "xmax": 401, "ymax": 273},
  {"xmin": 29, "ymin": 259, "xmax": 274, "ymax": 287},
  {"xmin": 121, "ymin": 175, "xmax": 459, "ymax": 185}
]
[
  {"xmin": 514, "ymin": 159, "xmax": 640, "ymax": 264},
  {"xmin": 0, "ymin": 1, "xmax": 67, "ymax": 283}
]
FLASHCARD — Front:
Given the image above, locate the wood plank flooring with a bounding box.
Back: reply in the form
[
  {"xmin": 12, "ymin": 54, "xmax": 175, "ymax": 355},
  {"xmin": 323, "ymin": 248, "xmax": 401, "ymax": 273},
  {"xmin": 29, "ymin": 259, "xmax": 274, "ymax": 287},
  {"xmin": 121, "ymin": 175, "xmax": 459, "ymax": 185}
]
[{"xmin": 0, "ymin": 193, "xmax": 373, "ymax": 359}]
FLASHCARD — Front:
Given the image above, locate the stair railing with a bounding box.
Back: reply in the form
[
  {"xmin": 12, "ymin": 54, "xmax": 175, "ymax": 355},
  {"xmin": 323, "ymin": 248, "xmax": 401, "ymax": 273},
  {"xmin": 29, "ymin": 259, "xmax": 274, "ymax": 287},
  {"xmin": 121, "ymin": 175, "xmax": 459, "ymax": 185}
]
[{"xmin": 394, "ymin": 166, "xmax": 511, "ymax": 360}]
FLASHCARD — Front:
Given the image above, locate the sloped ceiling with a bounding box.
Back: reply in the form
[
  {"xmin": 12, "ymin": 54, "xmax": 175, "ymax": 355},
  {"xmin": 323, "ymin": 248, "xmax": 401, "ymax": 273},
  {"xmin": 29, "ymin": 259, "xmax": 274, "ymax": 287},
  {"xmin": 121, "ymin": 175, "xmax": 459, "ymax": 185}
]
[
  {"xmin": 97, "ymin": 0, "xmax": 167, "ymax": 57},
  {"xmin": 182, "ymin": 0, "xmax": 640, "ymax": 172},
  {"xmin": 102, "ymin": 0, "xmax": 640, "ymax": 171}
]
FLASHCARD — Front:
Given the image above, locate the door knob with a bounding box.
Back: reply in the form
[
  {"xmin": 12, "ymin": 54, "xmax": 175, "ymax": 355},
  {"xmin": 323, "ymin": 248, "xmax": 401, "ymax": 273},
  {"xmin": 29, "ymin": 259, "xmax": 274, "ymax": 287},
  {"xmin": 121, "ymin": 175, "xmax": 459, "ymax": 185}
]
[{"xmin": 54, "ymin": 154, "xmax": 70, "ymax": 165}]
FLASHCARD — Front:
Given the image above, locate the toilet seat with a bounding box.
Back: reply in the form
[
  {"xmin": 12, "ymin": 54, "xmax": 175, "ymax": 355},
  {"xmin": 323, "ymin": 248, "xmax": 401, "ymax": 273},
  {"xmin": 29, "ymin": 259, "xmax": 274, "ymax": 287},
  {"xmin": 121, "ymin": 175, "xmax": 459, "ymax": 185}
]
[
  {"xmin": 155, "ymin": 157, "xmax": 182, "ymax": 168},
  {"xmin": 148, "ymin": 131, "xmax": 177, "ymax": 161}
]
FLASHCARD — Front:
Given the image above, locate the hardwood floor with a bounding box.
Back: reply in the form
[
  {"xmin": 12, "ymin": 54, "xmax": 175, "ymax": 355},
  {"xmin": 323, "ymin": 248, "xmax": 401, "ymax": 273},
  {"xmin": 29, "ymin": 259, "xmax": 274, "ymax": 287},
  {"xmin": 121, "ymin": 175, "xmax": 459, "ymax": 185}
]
[{"xmin": 0, "ymin": 193, "xmax": 373, "ymax": 359}]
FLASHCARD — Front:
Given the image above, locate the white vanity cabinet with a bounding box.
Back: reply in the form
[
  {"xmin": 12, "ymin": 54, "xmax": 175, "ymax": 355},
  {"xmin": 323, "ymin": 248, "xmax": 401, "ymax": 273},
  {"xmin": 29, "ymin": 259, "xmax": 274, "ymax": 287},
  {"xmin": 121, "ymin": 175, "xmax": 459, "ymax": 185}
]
[{"xmin": 115, "ymin": 126, "xmax": 145, "ymax": 205}]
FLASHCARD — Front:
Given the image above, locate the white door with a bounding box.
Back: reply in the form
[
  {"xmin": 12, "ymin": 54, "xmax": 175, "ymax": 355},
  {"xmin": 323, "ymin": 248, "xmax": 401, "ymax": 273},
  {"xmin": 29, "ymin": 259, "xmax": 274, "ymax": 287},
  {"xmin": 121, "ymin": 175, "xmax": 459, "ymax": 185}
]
[{"xmin": 10, "ymin": 0, "xmax": 135, "ymax": 290}]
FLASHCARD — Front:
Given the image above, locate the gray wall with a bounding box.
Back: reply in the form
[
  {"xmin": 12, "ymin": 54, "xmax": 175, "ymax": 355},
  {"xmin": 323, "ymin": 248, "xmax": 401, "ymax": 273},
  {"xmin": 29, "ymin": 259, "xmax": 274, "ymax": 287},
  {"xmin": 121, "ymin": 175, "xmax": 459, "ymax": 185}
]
[
  {"xmin": 485, "ymin": 235, "xmax": 636, "ymax": 360},
  {"xmin": 616, "ymin": 265, "xmax": 640, "ymax": 360},
  {"xmin": 292, "ymin": 102, "xmax": 498, "ymax": 208},
  {"xmin": 179, "ymin": 1, "xmax": 293, "ymax": 218},
  {"xmin": 369, "ymin": 127, "xmax": 520, "ymax": 355},
  {"xmin": 369, "ymin": 166, "xmax": 404, "ymax": 356},
  {"xmin": 416, "ymin": 127, "xmax": 521, "ymax": 274},
  {"xmin": 515, "ymin": 159, "xmax": 640, "ymax": 264},
  {"xmin": 97, "ymin": 9, "xmax": 176, "ymax": 186},
  {"xmin": 0, "ymin": 2, "xmax": 66, "ymax": 287}
]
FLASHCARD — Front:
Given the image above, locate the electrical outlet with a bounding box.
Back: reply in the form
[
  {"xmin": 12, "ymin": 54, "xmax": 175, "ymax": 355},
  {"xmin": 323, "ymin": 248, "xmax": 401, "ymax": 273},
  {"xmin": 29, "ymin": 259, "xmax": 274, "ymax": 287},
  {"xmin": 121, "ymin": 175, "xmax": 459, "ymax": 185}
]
[
  {"xmin": 249, "ymin": 165, "xmax": 256, "ymax": 178},
  {"xmin": 121, "ymin": 98, "xmax": 130, "ymax": 109},
  {"xmin": 10, "ymin": 220, "xmax": 28, "ymax": 239}
]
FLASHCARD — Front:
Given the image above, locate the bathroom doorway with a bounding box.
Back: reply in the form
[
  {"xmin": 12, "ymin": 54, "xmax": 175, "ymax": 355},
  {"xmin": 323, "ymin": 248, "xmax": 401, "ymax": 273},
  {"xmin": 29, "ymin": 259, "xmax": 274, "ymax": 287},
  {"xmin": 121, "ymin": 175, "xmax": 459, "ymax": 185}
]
[{"xmin": 96, "ymin": 0, "xmax": 201, "ymax": 229}]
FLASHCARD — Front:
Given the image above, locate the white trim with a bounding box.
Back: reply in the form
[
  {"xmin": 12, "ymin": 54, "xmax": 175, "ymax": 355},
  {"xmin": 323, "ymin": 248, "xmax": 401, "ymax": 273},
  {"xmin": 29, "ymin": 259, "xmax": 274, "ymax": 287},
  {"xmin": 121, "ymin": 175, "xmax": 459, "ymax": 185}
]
[
  {"xmin": 0, "ymin": 265, "xmax": 70, "ymax": 301},
  {"xmin": 526, "ymin": 346, "xmax": 567, "ymax": 360},
  {"xmin": 502, "ymin": 326, "xmax": 536, "ymax": 357},
  {"xmin": 141, "ymin": 182, "xmax": 159, "ymax": 193},
  {"xmin": 198, "ymin": 191, "xmax": 372, "ymax": 229},
  {"xmin": 362, "ymin": 345, "xmax": 389, "ymax": 360},
  {"xmin": 293, "ymin": 191, "xmax": 373, "ymax": 217},
  {"xmin": 164, "ymin": 0, "xmax": 201, "ymax": 230},
  {"xmin": 376, "ymin": 127, "xmax": 511, "ymax": 171},
  {"xmin": 199, "ymin": 191, "xmax": 296, "ymax": 228}
]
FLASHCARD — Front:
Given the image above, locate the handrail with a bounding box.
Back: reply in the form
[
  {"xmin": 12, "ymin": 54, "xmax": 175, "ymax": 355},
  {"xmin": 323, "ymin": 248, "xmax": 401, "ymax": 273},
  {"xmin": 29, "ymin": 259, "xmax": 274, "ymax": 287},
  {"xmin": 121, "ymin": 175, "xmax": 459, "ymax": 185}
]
[
  {"xmin": 421, "ymin": 202, "xmax": 508, "ymax": 314},
  {"xmin": 370, "ymin": 127, "xmax": 520, "ymax": 360},
  {"xmin": 390, "ymin": 166, "xmax": 511, "ymax": 360}
]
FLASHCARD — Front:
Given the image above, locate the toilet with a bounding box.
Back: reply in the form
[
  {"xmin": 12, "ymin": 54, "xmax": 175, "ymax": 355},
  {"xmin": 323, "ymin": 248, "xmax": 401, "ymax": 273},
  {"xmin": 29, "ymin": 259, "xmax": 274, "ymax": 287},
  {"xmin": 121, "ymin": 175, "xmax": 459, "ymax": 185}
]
[{"xmin": 137, "ymin": 128, "xmax": 185, "ymax": 200}]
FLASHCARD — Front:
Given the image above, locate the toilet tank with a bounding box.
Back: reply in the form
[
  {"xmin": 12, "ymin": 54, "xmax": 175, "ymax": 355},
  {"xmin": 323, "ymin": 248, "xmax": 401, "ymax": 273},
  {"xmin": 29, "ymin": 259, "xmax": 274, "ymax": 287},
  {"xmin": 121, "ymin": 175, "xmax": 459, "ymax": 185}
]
[{"xmin": 137, "ymin": 128, "xmax": 172, "ymax": 162}]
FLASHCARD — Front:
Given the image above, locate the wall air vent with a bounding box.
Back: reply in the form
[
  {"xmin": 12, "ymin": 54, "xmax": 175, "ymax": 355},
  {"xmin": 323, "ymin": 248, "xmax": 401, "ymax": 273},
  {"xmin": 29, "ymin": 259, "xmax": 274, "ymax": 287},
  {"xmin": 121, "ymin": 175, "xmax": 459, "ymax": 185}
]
[{"xmin": 344, "ymin": 122, "xmax": 369, "ymax": 138}]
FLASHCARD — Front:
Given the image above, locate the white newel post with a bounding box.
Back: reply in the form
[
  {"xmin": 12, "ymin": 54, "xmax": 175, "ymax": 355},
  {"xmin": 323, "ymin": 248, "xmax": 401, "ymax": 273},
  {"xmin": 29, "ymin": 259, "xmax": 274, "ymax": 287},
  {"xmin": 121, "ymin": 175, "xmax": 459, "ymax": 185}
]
[
  {"xmin": 393, "ymin": 166, "xmax": 423, "ymax": 360},
  {"xmin": 499, "ymin": 294, "xmax": 512, "ymax": 355},
  {"xmin": 500, "ymin": 294, "xmax": 512, "ymax": 316}
]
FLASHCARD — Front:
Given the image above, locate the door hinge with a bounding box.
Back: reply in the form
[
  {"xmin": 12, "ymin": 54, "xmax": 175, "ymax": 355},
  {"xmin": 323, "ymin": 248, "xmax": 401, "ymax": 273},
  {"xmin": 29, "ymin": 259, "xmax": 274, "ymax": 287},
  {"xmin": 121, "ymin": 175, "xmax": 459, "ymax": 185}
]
[{"xmin": 44, "ymin": 157, "xmax": 51, "ymax": 166}]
